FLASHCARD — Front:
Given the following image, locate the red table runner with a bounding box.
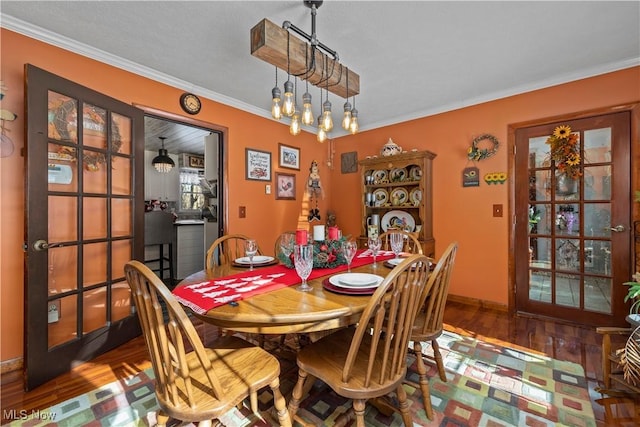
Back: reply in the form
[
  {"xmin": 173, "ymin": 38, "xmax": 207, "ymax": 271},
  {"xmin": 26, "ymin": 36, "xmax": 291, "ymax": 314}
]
[{"xmin": 173, "ymin": 249, "xmax": 396, "ymax": 314}]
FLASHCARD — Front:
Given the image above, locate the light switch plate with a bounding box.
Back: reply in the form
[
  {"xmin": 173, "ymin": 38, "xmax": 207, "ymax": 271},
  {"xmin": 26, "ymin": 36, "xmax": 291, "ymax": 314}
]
[
  {"xmin": 493, "ymin": 204, "xmax": 503, "ymax": 217},
  {"xmin": 265, "ymin": 184, "xmax": 271, "ymax": 194}
]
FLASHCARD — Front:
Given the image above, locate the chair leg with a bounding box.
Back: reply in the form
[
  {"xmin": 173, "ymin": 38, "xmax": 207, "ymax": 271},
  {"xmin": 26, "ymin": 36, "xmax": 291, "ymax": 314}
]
[
  {"xmin": 353, "ymin": 399, "xmax": 367, "ymax": 427},
  {"xmin": 413, "ymin": 341, "xmax": 434, "ymax": 420},
  {"xmin": 602, "ymin": 333, "xmax": 612, "ymax": 389},
  {"xmin": 156, "ymin": 410, "xmax": 170, "ymax": 427},
  {"xmin": 287, "ymin": 368, "xmax": 309, "ymax": 420},
  {"xmin": 432, "ymin": 338, "xmax": 447, "ymax": 382},
  {"xmin": 269, "ymin": 377, "xmax": 292, "ymax": 427},
  {"xmin": 396, "ymin": 384, "xmax": 413, "ymax": 427}
]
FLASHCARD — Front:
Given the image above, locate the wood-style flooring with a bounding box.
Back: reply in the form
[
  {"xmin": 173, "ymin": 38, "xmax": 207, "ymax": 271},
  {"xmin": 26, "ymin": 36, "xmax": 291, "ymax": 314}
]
[{"xmin": 1, "ymin": 301, "xmax": 638, "ymax": 425}]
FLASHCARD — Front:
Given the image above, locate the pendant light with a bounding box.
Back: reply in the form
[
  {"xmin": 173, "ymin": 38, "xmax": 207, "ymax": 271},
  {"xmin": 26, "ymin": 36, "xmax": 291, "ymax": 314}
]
[
  {"xmin": 341, "ymin": 67, "xmax": 352, "ymax": 131},
  {"xmin": 271, "ymin": 67, "xmax": 282, "ymax": 120},
  {"xmin": 152, "ymin": 137, "xmax": 175, "ymax": 173}
]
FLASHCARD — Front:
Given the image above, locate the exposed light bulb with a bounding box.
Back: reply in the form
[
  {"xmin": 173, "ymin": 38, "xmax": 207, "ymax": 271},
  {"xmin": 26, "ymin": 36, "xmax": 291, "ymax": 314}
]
[
  {"xmin": 321, "ymin": 99, "xmax": 333, "ymax": 132},
  {"xmin": 271, "ymin": 86, "xmax": 282, "ymax": 120},
  {"xmin": 317, "ymin": 126, "xmax": 327, "ymax": 143},
  {"xmin": 341, "ymin": 100, "xmax": 352, "ymax": 131},
  {"xmin": 154, "ymin": 163, "xmax": 173, "ymax": 173},
  {"xmin": 317, "ymin": 114, "xmax": 327, "ymax": 142},
  {"xmin": 282, "ymin": 80, "xmax": 295, "ymax": 117},
  {"xmin": 290, "ymin": 111, "xmax": 301, "ymax": 136},
  {"xmin": 349, "ymin": 108, "xmax": 359, "ymax": 134},
  {"xmin": 301, "ymin": 92, "xmax": 313, "ymax": 125}
]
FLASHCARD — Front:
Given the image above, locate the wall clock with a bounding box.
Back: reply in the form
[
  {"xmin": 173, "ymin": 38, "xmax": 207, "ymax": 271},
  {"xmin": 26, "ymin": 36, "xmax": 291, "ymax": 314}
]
[
  {"xmin": 341, "ymin": 151, "xmax": 358, "ymax": 174},
  {"xmin": 179, "ymin": 92, "xmax": 201, "ymax": 115}
]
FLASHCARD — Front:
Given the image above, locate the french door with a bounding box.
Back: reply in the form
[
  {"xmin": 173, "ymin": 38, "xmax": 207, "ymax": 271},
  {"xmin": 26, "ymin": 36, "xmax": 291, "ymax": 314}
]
[
  {"xmin": 514, "ymin": 111, "xmax": 632, "ymax": 327},
  {"xmin": 24, "ymin": 65, "xmax": 144, "ymax": 389}
]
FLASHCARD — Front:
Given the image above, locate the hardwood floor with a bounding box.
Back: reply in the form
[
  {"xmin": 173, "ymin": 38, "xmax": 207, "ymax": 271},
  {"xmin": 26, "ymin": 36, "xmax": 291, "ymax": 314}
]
[{"xmin": 1, "ymin": 301, "xmax": 638, "ymax": 425}]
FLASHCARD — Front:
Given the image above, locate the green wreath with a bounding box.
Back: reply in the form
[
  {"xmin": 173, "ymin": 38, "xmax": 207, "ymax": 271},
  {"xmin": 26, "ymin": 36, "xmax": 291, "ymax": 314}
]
[{"xmin": 467, "ymin": 134, "xmax": 499, "ymax": 161}]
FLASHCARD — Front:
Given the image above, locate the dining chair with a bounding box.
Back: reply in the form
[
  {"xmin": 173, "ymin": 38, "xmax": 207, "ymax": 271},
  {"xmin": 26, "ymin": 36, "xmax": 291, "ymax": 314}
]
[
  {"xmin": 273, "ymin": 231, "xmax": 296, "ymax": 259},
  {"xmin": 378, "ymin": 230, "xmax": 423, "ymax": 254},
  {"xmin": 407, "ymin": 241, "xmax": 458, "ymax": 419},
  {"xmin": 287, "ymin": 254, "xmax": 433, "ymax": 427},
  {"xmin": 205, "ymin": 234, "xmax": 261, "ymax": 268},
  {"xmin": 124, "ymin": 260, "xmax": 291, "ymax": 427}
]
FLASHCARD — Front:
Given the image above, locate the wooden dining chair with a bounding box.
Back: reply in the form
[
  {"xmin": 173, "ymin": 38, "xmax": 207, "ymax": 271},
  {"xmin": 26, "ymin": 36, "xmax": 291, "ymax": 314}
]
[
  {"xmin": 287, "ymin": 254, "xmax": 433, "ymax": 427},
  {"xmin": 407, "ymin": 241, "xmax": 458, "ymax": 419},
  {"xmin": 205, "ymin": 234, "xmax": 261, "ymax": 268},
  {"xmin": 273, "ymin": 231, "xmax": 296, "ymax": 259},
  {"xmin": 378, "ymin": 230, "xmax": 423, "ymax": 254},
  {"xmin": 124, "ymin": 260, "xmax": 291, "ymax": 427}
]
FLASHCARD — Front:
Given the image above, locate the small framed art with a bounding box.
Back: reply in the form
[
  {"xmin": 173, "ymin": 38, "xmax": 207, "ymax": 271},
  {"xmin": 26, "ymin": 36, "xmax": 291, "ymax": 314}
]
[
  {"xmin": 276, "ymin": 172, "xmax": 296, "ymax": 200},
  {"xmin": 278, "ymin": 143, "xmax": 300, "ymax": 170},
  {"xmin": 245, "ymin": 148, "xmax": 271, "ymax": 181}
]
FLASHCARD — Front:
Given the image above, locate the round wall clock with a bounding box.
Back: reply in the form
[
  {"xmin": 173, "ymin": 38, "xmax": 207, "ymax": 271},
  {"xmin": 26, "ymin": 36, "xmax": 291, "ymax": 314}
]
[{"xmin": 179, "ymin": 92, "xmax": 201, "ymax": 115}]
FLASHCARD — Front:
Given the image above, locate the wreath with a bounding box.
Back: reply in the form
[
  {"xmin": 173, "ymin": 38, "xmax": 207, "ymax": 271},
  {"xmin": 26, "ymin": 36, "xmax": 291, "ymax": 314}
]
[{"xmin": 468, "ymin": 134, "xmax": 499, "ymax": 161}]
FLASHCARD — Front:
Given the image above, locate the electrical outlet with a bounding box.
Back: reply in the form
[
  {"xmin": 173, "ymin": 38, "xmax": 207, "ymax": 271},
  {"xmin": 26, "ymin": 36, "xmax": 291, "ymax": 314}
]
[
  {"xmin": 493, "ymin": 204, "xmax": 503, "ymax": 217},
  {"xmin": 265, "ymin": 184, "xmax": 271, "ymax": 194},
  {"xmin": 239, "ymin": 206, "xmax": 246, "ymax": 218}
]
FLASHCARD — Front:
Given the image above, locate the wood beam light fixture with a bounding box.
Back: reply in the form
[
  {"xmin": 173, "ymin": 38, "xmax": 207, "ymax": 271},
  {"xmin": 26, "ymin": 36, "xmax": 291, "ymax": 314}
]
[{"xmin": 250, "ymin": 0, "xmax": 360, "ymax": 139}]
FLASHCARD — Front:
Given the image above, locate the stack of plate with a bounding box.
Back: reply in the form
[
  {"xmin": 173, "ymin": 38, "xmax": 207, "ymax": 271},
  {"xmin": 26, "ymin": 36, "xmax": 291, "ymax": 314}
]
[{"xmin": 323, "ymin": 273, "xmax": 384, "ymax": 295}]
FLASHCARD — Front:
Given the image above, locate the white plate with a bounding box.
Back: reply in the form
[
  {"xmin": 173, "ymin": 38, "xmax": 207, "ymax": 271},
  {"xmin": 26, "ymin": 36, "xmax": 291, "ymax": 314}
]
[
  {"xmin": 372, "ymin": 170, "xmax": 388, "ymax": 184},
  {"xmin": 329, "ymin": 273, "xmax": 384, "ymax": 289},
  {"xmin": 381, "ymin": 210, "xmax": 416, "ymax": 232},
  {"xmin": 386, "ymin": 257, "xmax": 407, "ymax": 266},
  {"xmin": 410, "ymin": 188, "xmax": 422, "ymax": 206},
  {"xmin": 390, "ymin": 187, "xmax": 409, "ymax": 206},
  {"xmin": 389, "ymin": 167, "xmax": 407, "ymax": 182},
  {"xmin": 373, "ymin": 189, "xmax": 388, "ymax": 206},
  {"xmin": 408, "ymin": 166, "xmax": 422, "ymax": 181},
  {"xmin": 235, "ymin": 255, "xmax": 274, "ymax": 265}
]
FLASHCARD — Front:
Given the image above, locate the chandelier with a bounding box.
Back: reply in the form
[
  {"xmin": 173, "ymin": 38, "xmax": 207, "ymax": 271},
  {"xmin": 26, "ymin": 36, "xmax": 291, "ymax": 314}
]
[
  {"xmin": 152, "ymin": 136, "xmax": 175, "ymax": 173},
  {"xmin": 251, "ymin": 0, "xmax": 360, "ymax": 141}
]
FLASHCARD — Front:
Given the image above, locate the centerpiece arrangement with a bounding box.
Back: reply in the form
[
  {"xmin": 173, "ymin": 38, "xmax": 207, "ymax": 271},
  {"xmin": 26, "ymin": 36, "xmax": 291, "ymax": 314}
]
[{"xmin": 278, "ymin": 227, "xmax": 349, "ymax": 269}]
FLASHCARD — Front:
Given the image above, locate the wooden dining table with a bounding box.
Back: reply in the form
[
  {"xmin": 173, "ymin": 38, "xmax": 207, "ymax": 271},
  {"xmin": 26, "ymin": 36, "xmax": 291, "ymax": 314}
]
[{"xmin": 175, "ymin": 260, "xmax": 392, "ymax": 335}]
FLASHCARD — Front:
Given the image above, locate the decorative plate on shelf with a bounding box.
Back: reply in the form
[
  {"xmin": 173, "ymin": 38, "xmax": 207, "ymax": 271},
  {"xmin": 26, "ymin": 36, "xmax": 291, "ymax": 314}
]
[
  {"xmin": 390, "ymin": 187, "xmax": 409, "ymax": 206},
  {"xmin": 372, "ymin": 169, "xmax": 388, "ymax": 184},
  {"xmin": 389, "ymin": 167, "xmax": 408, "ymax": 182},
  {"xmin": 409, "ymin": 188, "xmax": 422, "ymax": 206},
  {"xmin": 408, "ymin": 166, "xmax": 422, "ymax": 181},
  {"xmin": 373, "ymin": 189, "xmax": 388, "ymax": 206},
  {"xmin": 381, "ymin": 210, "xmax": 416, "ymax": 232}
]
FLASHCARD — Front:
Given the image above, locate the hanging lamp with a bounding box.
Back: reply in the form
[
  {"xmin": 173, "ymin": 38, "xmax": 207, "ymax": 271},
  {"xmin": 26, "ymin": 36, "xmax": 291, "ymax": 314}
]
[{"xmin": 152, "ymin": 137, "xmax": 175, "ymax": 173}]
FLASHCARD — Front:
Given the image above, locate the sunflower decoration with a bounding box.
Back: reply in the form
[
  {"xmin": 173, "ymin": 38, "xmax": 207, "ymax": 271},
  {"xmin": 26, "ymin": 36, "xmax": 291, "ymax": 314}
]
[{"xmin": 546, "ymin": 125, "xmax": 581, "ymax": 179}]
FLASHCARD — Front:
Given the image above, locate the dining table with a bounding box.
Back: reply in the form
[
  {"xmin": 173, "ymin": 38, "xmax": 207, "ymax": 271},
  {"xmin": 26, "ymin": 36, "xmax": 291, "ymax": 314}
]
[
  {"xmin": 172, "ymin": 250, "xmax": 400, "ymax": 335},
  {"xmin": 172, "ymin": 249, "xmax": 421, "ymax": 424}
]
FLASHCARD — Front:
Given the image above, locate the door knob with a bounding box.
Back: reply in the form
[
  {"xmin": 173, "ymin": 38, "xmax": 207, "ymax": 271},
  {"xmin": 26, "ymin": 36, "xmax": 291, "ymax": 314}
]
[
  {"xmin": 33, "ymin": 239, "xmax": 50, "ymax": 251},
  {"xmin": 33, "ymin": 240, "xmax": 63, "ymax": 251},
  {"xmin": 608, "ymin": 225, "xmax": 626, "ymax": 233}
]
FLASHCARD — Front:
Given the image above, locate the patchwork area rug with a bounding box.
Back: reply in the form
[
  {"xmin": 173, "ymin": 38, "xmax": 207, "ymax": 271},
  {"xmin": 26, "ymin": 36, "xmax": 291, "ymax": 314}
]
[{"xmin": 7, "ymin": 331, "xmax": 596, "ymax": 426}]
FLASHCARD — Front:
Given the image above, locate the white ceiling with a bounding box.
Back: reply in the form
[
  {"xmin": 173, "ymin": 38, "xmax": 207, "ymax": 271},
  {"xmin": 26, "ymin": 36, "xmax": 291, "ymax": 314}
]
[{"xmin": 2, "ymin": 0, "xmax": 639, "ymax": 149}]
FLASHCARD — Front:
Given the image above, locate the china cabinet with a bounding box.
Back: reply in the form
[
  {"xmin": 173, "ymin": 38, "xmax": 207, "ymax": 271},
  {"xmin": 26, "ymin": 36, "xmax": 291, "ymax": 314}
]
[{"xmin": 358, "ymin": 150, "xmax": 436, "ymax": 257}]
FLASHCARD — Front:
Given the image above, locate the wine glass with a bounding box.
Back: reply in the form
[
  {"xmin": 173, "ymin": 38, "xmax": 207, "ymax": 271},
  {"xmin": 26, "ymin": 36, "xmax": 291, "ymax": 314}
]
[
  {"xmin": 245, "ymin": 239, "xmax": 258, "ymax": 271},
  {"xmin": 367, "ymin": 236, "xmax": 382, "ymax": 268},
  {"xmin": 279, "ymin": 233, "xmax": 295, "ymax": 260},
  {"xmin": 294, "ymin": 244, "xmax": 314, "ymax": 292},
  {"xmin": 342, "ymin": 240, "xmax": 358, "ymax": 273},
  {"xmin": 390, "ymin": 232, "xmax": 404, "ymax": 260}
]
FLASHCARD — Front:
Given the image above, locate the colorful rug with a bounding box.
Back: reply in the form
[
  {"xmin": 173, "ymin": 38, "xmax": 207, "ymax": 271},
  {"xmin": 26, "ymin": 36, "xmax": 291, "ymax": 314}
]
[{"xmin": 6, "ymin": 331, "xmax": 596, "ymax": 426}]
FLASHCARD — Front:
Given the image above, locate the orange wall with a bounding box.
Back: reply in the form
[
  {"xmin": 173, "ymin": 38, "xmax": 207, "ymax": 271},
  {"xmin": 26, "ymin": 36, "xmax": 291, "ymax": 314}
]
[
  {"xmin": 0, "ymin": 29, "xmax": 328, "ymax": 361},
  {"xmin": 1, "ymin": 28, "xmax": 639, "ymax": 363},
  {"xmin": 327, "ymin": 67, "xmax": 640, "ymax": 309}
]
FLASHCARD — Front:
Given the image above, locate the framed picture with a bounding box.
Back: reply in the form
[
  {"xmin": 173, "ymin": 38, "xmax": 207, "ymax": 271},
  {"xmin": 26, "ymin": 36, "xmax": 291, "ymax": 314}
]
[
  {"xmin": 275, "ymin": 172, "xmax": 296, "ymax": 200},
  {"xmin": 278, "ymin": 143, "xmax": 300, "ymax": 170},
  {"xmin": 245, "ymin": 148, "xmax": 271, "ymax": 181}
]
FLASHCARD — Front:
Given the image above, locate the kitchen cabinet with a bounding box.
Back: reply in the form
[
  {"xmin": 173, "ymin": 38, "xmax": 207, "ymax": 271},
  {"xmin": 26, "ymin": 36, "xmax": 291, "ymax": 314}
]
[
  {"xmin": 175, "ymin": 222, "xmax": 205, "ymax": 279},
  {"xmin": 358, "ymin": 150, "xmax": 436, "ymax": 257},
  {"xmin": 144, "ymin": 150, "xmax": 179, "ymax": 201}
]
